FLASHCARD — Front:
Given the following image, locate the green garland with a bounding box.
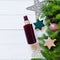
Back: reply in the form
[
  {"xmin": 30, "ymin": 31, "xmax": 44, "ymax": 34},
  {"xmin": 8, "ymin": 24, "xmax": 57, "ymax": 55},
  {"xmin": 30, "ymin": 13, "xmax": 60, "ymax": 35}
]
[{"xmin": 32, "ymin": 0, "xmax": 60, "ymax": 60}]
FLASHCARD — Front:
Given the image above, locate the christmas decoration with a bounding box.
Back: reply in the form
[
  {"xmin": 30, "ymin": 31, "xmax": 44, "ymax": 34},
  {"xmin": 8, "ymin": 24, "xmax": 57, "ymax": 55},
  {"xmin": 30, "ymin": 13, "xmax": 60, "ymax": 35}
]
[
  {"xmin": 49, "ymin": 23, "xmax": 58, "ymax": 31},
  {"xmin": 26, "ymin": 0, "xmax": 60, "ymax": 60},
  {"xmin": 37, "ymin": 0, "xmax": 60, "ymax": 60},
  {"xmin": 34, "ymin": 19, "xmax": 44, "ymax": 30},
  {"xmin": 44, "ymin": 37, "xmax": 56, "ymax": 49},
  {"xmin": 26, "ymin": 0, "xmax": 47, "ymax": 18}
]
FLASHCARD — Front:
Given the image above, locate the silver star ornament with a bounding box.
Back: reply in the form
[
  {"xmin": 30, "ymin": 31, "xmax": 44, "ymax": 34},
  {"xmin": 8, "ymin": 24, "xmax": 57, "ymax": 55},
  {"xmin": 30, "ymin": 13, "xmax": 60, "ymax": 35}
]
[{"xmin": 26, "ymin": 0, "xmax": 47, "ymax": 18}]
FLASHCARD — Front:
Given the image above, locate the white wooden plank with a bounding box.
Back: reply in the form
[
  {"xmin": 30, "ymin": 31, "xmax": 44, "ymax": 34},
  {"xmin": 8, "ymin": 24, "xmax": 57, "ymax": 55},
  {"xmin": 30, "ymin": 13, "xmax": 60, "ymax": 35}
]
[
  {"xmin": 0, "ymin": 0, "xmax": 35, "ymax": 29},
  {"xmin": 0, "ymin": 30, "xmax": 32, "ymax": 60},
  {"xmin": 0, "ymin": 14, "xmax": 36, "ymax": 29},
  {"xmin": 0, "ymin": 0, "xmax": 33, "ymax": 14},
  {"xmin": 0, "ymin": 15, "xmax": 23, "ymax": 29}
]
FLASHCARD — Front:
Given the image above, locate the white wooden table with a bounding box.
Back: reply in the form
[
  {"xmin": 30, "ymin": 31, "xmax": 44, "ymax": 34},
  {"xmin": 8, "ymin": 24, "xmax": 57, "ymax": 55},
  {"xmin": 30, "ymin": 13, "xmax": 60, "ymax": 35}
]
[{"xmin": 0, "ymin": 0, "xmax": 43, "ymax": 60}]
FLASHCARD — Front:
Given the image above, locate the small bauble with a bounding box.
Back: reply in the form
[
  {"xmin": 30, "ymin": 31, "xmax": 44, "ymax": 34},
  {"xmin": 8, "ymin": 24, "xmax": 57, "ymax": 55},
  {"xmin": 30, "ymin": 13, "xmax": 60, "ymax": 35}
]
[{"xmin": 49, "ymin": 23, "xmax": 58, "ymax": 31}]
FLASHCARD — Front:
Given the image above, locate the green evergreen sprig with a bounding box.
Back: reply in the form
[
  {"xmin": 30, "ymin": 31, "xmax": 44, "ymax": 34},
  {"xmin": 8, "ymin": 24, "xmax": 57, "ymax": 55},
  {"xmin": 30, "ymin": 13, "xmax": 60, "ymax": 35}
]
[{"xmin": 37, "ymin": 0, "xmax": 60, "ymax": 60}]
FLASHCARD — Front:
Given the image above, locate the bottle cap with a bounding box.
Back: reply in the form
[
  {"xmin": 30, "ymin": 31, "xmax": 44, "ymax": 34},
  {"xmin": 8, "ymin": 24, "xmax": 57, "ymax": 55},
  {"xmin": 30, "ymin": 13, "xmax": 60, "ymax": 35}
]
[{"xmin": 24, "ymin": 16, "xmax": 28, "ymax": 21}]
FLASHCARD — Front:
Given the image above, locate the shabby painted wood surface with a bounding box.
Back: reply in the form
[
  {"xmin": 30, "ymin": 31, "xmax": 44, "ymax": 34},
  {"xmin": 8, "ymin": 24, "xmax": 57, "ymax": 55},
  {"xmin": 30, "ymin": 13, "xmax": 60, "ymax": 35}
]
[{"xmin": 0, "ymin": 0, "xmax": 43, "ymax": 60}]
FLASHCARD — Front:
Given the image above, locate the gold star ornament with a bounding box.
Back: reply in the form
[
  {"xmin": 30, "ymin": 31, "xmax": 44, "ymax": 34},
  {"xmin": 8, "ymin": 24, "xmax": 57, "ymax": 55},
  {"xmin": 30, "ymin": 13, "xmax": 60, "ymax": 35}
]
[{"xmin": 44, "ymin": 37, "xmax": 56, "ymax": 49}]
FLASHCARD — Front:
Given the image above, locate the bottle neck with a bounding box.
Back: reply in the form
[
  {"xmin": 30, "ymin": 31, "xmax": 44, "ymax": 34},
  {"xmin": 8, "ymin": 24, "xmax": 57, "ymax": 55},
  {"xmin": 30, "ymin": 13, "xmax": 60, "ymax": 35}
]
[{"xmin": 24, "ymin": 20, "xmax": 30, "ymax": 25}]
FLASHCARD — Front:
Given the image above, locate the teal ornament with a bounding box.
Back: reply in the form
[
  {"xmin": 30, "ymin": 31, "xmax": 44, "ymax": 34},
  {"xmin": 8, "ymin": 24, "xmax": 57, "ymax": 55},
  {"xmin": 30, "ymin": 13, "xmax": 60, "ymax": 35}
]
[{"xmin": 34, "ymin": 19, "xmax": 44, "ymax": 30}]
